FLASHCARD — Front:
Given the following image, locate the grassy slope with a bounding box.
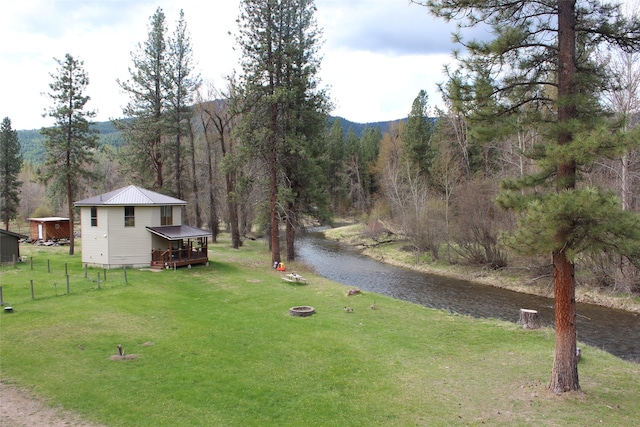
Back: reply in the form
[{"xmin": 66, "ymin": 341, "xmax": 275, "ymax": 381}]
[{"xmin": 0, "ymin": 239, "xmax": 639, "ymax": 426}]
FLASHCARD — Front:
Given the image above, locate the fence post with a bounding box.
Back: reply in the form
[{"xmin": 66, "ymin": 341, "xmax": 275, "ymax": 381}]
[
  {"xmin": 97, "ymin": 272, "xmax": 101, "ymax": 289},
  {"xmin": 123, "ymin": 266, "xmax": 128, "ymax": 284},
  {"xmin": 65, "ymin": 263, "xmax": 68, "ymax": 276},
  {"xmin": 84, "ymin": 264, "xmax": 88, "ymax": 279},
  {"xmin": 66, "ymin": 275, "xmax": 70, "ymax": 294},
  {"xmin": 30, "ymin": 256, "xmax": 33, "ymax": 270},
  {"xmin": 30, "ymin": 280, "xmax": 35, "ymax": 300},
  {"xmin": 103, "ymin": 268, "xmax": 107, "ymax": 282}
]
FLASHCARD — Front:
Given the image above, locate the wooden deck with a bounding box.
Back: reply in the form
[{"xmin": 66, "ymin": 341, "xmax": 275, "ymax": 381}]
[{"xmin": 151, "ymin": 247, "xmax": 208, "ymax": 269}]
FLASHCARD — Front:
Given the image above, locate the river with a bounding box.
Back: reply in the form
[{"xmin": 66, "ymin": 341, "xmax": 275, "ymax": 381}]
[{"xmin": 297, "ymin": 230, "xmax": 640, "ymax": 363}]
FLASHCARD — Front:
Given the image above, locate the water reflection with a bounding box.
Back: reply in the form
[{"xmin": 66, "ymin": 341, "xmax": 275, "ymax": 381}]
[{"xmin": 297, "ymin": 231, "xmax": 640, "ymax": 362}]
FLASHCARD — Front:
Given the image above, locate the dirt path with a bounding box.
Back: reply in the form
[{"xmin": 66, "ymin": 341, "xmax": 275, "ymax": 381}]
[{"xmin": 0, "ymin": 381, "xmax": 105, "ymax": 427}]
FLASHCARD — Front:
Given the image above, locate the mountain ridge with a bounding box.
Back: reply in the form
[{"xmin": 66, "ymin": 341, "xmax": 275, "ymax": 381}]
[{"xmin": 16, "ymin": 115, "xmax": 403, "ymax": 165}]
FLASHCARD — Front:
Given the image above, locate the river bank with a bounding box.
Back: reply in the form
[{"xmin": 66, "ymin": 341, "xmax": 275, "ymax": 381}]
[{"xmin": 323, "ymin": 223, "xmax": 640, "ymax": 314}]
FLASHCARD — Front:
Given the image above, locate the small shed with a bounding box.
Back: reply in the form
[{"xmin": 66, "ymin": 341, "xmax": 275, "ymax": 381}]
[
  {"xmin": 28, "ymin": 217, "xmax": 71, "ymax": 241},
  {"xmin": 0, "ymin": 229, "xmax": 27, "ymax": 264}
]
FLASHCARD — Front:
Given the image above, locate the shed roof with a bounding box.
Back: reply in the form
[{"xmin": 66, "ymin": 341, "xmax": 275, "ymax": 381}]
[
  {"xmin": 27, "ymin": 217, "xmax": 69, "ymax": 222},
  {"xmin": 74, "ymin": 185, "xmax": 186, "ymax": 207},
  {"xmin": 146, "ymin": 225, "xmax": 211, "ymax": 241},
  {"xmin": 0, "ymin": 229, "xmax": 28, "ymax": 239}
]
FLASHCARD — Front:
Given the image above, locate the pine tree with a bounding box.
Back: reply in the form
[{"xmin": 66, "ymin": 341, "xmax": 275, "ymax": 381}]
[
  {"xmin": 234, "ymin": 0, "xmax": 330, "ymax": 263},
  {"xmin": 403, "ymin": 90, "xmax": 434, "ymax": 178},
  {"xmin": 421, "ymin": 0, "xmax": 640, "ymax": 393},
  {"xmin": 0, "ymin": 117, "xmax": 23, "ymax": 230},
  {"xmin": 115, "ymin": 7, "xmax": 170, "ymax": 191},
  {"xmin": 40, "ymin": 54, "xmax": 98, "ymax": 255},
  {"xmin": 326, "ymin": 118, "xmax": 346, "ymax": 212},
  {"xmin": 167, "ymin": 9, "xmax": 200, "ymax": 199}
]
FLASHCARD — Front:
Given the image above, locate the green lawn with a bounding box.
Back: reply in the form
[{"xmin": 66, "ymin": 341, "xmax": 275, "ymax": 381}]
[{"xmin": 1, "ymin": 238, "xmax": 639, "ymax": 426}]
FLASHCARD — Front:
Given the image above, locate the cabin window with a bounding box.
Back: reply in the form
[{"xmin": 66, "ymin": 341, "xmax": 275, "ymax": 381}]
[
  {"xmin": 124, "ymin": 206, "xmax": 135, "ymax": 227},
  {"xmin": 90, "ymin": 206, "xmax": 98, "ymax": 227},
  {"xmin": 161, "ymin": 206, "xmax": 173, "ymax": 225}
]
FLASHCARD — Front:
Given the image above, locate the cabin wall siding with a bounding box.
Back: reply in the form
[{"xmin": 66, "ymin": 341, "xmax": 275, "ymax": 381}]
[
  {"xmin": 81, "ymin": 206, "xmax": 163, "ymax": 268},
  {"xmin": 80, "ymin": 207, "xmax": 110, "ymax": 266},
  {"xmin": 106, "ymin": 206, "xmax": 154, "ymax": 268},
  {"xmin": 174, "ymin": 206, "xmax": 182, "ymax": 225}
]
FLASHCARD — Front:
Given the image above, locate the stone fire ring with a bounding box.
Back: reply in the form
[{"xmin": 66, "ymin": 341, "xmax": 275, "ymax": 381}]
[{"xmin": 289, "ymin": 306, "xmax": 315, "ymax": 317}]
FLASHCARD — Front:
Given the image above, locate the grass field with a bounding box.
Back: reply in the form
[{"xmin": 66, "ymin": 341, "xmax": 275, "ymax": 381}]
[{"xmin": 1, "ymin": 238, "xmax": 639, "ymax": 426}]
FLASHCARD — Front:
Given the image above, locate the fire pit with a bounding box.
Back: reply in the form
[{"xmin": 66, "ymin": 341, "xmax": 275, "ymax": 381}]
[{"xmin": 289, "ymin": 306, "xmax": 315, "ymax": 317}]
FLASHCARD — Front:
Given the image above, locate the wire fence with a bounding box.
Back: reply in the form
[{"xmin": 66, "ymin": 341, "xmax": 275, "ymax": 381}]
[{"xmin": 0, "ymin": 256, "xmax": 130, "ymax": 306}]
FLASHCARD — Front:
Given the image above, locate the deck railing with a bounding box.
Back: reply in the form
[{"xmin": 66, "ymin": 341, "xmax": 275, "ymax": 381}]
[{"xmin": 151, "ymin": 246, "xmax": 208, "ymax": 266}]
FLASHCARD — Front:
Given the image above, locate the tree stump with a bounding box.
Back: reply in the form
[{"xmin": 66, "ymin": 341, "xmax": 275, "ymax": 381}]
[{"xmin": 519, "ymin": 309, "xmax": 540, "ymax": 329}]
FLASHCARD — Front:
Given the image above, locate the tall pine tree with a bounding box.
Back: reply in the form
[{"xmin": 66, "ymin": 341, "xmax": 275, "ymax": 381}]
[
  {"xmin": 40, "ymin": 54, "xmax": 98, "ymax": 255},
  {"xmin": 116, "ymin": 7, "xmax": 170, "ymax": 191},
  {"xmin": 234, "ymin": 0, "xmax": 330, "ymax": 263},
  {"xmin": 0, "ymin": 117, "xmax": 22, "ymax": 231},
  {"xmin": 403, "ymin": 90, "xmax": 434, "ymax": 178},
  {"xmin": 167, "ymin": 9, "xmax": 200, "ymax": 199},
  {"xmin": 421, "ymin": 0, "xmax": 640, "ymax": 393}
]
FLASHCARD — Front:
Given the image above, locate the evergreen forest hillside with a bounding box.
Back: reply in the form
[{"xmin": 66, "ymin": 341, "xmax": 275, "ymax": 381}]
[{"xmin": 16, "ymin": 115, "xmax": 398, "ymax": 165}]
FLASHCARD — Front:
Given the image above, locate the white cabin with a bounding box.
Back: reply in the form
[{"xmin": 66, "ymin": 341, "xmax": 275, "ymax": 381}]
[{"xmin": 74, "ymin": 185, "xmax": 210, "ymax": 269}]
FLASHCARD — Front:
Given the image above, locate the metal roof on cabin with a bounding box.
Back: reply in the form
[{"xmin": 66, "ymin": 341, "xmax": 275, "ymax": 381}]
[
  {"xmin": 74, "ymin": 185, "xmax": 186, "ymax": 206},
  {"xmin": 146, "ymin": 225, "xmax": 211, "ymax": 240}
]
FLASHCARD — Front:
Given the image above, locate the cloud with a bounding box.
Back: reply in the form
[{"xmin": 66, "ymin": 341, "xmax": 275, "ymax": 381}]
[
  {"xmin": 1, "ymin": 0, "xmax": 462, "ymax": 130},
  {"xmin": 315, "ymin": 0, "xmax": 458, "ymax": 122},
  {"xmin": 317, "ymin": 0, "xmax": 456, "ymax": 56}
]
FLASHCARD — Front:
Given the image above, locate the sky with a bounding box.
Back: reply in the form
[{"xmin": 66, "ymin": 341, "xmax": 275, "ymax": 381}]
[{"xmin": 0, "ymin": 0, "xmax": 480, "ymax": 131}]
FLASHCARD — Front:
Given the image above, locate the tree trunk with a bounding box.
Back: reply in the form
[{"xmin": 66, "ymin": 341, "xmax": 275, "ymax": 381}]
[
  {"xmin": 286, "ymin": 201, "xmax": 295, "ymax": 262},
  {"xmin": 269, "ymin": 104, "xmax": 280, "ymax": 264},
  {"xmin": 269, "ymin": 154, "xmax": 280, "ymax": 263},
  {"xmin": 549, "ymin": 0, "xmax": 580, "ymax": 393},
  {"xmin": 175, "ymin": 134, "xmax": 182, "ymax": 198},
  {"xmin": 616, "ymin": 154, "xmax": 633, "ymax": 293},
  {"xmin": 208, "ymin": 169, "xmax": 218, "ymax": 243},
  {"xmin": 66, "ymin": 173, "xmax": 75, "ymax": 256},
  {"xmin": 550, "ymin": 249, "xmax": 579, "ymax": 393},
  {"xmin": 227, "ymin": 170, "xmax": 240, "ymax": 249},
  {"xmin": 188, "ymin": 123, "xmax": 201, "ymax": 226},
  {"xmin": 217, "ymin": 117, "xmax": 239, "ymax": 249},
  {"xmin": 154, "ymin": 147, "xmax": 164, "ymax": 190}
]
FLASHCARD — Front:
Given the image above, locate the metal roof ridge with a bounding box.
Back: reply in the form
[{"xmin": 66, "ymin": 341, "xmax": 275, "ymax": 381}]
[
  {"xmin": 130, "ymin": 185, "xmax": 155, "ymax": 204},
  {"xmin": 101, "ymin": 185, "xmax": 140, "ymax": 204}
]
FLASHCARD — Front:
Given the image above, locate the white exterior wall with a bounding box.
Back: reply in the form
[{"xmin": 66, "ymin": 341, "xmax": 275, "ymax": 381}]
[
  {"xmin": 80, "ymin": 207, "xmax": 110, "ymax": 266},
  {"xmin": 105, "ymin": 206, "xmax": 155, "ymax": 268},
  {"xmin": 80, "ymin": 204, "xmax": 183, "ymax": 269},
  {"xmin": 173, "ymin": 205, "xmax": 182, "ymax": 225}
]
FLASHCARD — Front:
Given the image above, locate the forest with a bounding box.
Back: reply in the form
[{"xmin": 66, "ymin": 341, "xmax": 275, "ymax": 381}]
[{"xmin": 14, "ymin": 115, "xmax": 390, "ymax": 166}]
